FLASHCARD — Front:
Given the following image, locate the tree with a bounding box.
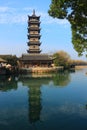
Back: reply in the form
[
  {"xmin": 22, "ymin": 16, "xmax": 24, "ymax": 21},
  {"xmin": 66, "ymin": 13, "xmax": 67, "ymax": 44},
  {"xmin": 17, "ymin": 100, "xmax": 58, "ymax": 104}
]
[
  {"xmin": 53, "ymin": 51, "xmax": 71, "ymax": 68},
  {"xmin": 48, "ymin": 0, "xmax": 87, "ymax": 56},
  {"xmin": 6, "ymin": 56, "xmax": 18, "ymax": 66},
  {"xmin": 2, "ymin": 55, "xmax": 18, "ymax": 66}
]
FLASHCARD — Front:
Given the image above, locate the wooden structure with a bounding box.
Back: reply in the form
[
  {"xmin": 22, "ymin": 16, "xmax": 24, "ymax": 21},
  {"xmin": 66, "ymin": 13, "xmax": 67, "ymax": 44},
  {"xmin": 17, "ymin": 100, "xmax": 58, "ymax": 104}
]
[{"xmin": 19, "ymin": 54, "xmax": 53, "ymax": 68}]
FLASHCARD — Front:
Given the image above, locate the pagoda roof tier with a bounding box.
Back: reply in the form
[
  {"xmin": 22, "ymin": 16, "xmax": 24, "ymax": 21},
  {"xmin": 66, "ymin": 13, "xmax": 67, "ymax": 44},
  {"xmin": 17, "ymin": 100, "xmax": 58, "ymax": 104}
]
[
  {"xmin": 28, "ymin": 15, "xmax": 40, "ymax": 19},
  {"xmin": 28, "ymin": 20, "xmax": 40, "ymax": 24},
  {"xmin": 27, "ymin": 49, "xmax": 41, "ymax": 53},
  {"xmin": 27, "ymin": 34, "xmax": 41, "ymax": 39},
  {"xmin": 28, "ymin": 10, "xmax": 40, "ymax": 18},
  {"xmin": 28, "ymin": 23, "xmax": 40, "ymax": 26},
  {"xmin": 28, "ymin": 27, "xmax": 41, "ymax": 31},
  {"xmin": 20, "ymin": 54, "xmax": 53, "ymax": 61},
  {"xmin": 28, "ymin": 29, "xmax": 40, "ymax": 33},
  {"xmin": 27, "ymin": 42, "xmax": 41, "ymax": 46}
]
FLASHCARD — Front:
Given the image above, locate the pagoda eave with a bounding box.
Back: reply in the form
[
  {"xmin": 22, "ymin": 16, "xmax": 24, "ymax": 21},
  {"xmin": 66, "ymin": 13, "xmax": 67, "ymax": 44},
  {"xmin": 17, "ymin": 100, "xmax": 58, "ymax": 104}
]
[
  {"xmin": 27, "ymin": 42, "xmax": 41, "ymax": 46},
  {"xmin": 28, "ymin": 21, "xmax": 41, "ymax": 24},
  {"xmin": 28, "ymin": 15, "xmax": 40, "ymax": 19},
  {"xmin": 27, "ymin": 35, "xmax": 41, "ymax": 39},
  {"xmin": 28, "ymin": 27, "xmax": 41, "ymax": 31},
  {"xmin": 27, "ymin": 50, "xmax": 41, "ymax": 53}
]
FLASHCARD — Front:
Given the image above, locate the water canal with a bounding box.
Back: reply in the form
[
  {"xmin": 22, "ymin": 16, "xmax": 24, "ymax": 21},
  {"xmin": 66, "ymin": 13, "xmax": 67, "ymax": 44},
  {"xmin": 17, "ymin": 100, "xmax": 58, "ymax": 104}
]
[{"xmin": 0, "ymin": 68, "xmax": 87, "ymax": 130}]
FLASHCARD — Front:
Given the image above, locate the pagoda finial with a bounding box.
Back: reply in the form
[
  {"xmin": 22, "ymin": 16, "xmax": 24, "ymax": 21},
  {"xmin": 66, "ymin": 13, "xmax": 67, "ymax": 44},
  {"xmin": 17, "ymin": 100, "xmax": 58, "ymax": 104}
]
[{"xmin": 33, "ymin": 9, "xmax": 35, "ymax": 15}]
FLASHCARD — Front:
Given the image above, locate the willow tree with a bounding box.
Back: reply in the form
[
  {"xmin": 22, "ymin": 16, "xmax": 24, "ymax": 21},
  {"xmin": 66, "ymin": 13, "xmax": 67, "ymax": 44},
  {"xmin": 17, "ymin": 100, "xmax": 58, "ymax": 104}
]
[
  {"xmin": 53, "ymin": 51, "xmax": 71, "ymax": 68},
  {"xmin": 48, "ymin": 0, "xmax": 87, "ymax": 56}
]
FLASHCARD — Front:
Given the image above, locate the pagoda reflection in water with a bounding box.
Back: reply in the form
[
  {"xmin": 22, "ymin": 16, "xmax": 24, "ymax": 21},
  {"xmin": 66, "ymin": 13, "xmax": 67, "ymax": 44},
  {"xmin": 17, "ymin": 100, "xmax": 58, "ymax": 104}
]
[{"xmin": 20, "ymin": 75, "xmax": 52, "ymax": 123}]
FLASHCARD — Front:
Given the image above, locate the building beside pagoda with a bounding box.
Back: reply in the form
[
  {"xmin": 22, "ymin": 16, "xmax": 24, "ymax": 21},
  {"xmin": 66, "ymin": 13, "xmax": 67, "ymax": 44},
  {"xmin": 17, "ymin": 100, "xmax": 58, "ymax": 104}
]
[{"xmin": 19, "ymin": 10, "xmax": 53, "ymax": 69}]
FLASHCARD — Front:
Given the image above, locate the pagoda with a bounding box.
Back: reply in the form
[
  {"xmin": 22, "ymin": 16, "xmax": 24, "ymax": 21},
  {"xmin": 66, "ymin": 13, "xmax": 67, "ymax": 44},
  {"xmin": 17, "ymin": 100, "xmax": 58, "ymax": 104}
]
[
  {"xmin": 27, "ymin": 10, "xmax": 41, "ymax": 54},
  {"xmin": 19, "ymin": 10, "xmax": 53, "ymax": 69}
]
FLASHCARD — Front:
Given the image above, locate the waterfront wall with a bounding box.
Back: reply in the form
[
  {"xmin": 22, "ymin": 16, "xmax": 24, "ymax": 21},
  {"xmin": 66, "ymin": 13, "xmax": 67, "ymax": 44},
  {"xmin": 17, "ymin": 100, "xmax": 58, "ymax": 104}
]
[{"xmin": 19, "ymin": 66, "xmax": 64, "ymax": 74}]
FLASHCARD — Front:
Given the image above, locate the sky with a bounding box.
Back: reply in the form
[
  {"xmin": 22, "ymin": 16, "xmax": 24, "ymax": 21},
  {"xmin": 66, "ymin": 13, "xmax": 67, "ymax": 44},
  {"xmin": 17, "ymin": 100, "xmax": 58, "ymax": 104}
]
[{"xmin": 0, "ymin": 0, "xmax": 86, "ymax": 61}]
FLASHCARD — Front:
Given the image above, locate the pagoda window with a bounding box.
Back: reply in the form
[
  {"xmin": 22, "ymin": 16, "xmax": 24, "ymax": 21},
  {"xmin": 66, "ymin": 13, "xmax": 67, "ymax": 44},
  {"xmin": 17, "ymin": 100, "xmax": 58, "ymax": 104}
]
[
  {"xmin": 30, "ymin": 38, "xmax": 38, "ymax": 41},
  {"xmin": 33, "ymin": 38, "xmax": 38, "ymax": 41}
]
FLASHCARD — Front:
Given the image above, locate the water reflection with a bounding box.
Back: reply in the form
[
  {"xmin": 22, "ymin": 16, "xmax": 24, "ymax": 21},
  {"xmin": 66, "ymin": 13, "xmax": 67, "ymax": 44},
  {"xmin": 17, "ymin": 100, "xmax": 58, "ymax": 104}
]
[
  {"xmin": 0, "ymin": 75, "xmax": 18, "ymax": 91},
  {"xmin": 0, "ymin": 72, "xmax": 74, "ymax": 129},
  {"xmin": 0, "ymin": 72, "xmax": 71, "ymax": 91},
  {"xmin": 0, "ymin": 72, "xmax": 71, "ymax": 124},
  {"xmin": 21, "ymin": 77, "xmax": 42, "ymax": 123},
  {"xmin": 18, "ymin": 72, "xmax": 71, "ymax": 124},
  {"xmin": 29, "ymin": 85, "xmax": 42, "ymax": 123},
  {"xmin": 53, "ymin": 71, "xmax": 71, "ymax": 87},
  {"xmin": 19, "ymin": 75, "xmax": 53, "ymax": 124}
]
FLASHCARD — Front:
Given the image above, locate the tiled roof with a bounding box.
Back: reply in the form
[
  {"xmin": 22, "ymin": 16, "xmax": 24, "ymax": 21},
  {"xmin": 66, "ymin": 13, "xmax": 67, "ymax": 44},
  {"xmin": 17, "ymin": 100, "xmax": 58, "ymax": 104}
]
[
  {"xmin": 0, "ymin": 58, "xmax": 7, "ymax": 62},
  {"xmin": 20, "ymin": 54, "xmax": 53, "ymax": 61}
]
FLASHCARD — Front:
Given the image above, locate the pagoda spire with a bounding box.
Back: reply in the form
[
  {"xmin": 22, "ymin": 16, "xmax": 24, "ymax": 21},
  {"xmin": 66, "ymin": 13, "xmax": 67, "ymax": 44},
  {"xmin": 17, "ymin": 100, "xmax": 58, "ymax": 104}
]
[{"xmin": 33, "ymin": 9, "xmax": 35, "ymax": 16}]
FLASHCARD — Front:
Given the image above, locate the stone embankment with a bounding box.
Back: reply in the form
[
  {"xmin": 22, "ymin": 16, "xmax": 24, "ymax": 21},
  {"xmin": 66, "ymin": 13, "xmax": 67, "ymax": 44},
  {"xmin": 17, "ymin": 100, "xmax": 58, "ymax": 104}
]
[{"xmin": 19, "ymin": 66, "xmax": 64, "ymax": 74}]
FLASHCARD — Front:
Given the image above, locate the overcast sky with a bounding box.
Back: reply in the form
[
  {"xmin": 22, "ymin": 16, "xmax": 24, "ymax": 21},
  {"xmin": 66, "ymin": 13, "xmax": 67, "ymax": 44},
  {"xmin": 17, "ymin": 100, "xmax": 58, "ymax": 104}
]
[{"xmin": 0, "ymin": 0, "xmax": 86, "ymax": 60}]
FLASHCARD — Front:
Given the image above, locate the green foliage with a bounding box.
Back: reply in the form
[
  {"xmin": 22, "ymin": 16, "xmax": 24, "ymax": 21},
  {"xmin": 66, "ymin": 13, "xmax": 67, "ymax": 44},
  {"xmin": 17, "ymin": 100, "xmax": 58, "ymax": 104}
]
[
  {"xmin": 48, "ymin": 0, "xmax": 87, "ymax": 56},
  {"xmin": 53, "ymin": 51, "xmax": 71, "ymax": 68}
]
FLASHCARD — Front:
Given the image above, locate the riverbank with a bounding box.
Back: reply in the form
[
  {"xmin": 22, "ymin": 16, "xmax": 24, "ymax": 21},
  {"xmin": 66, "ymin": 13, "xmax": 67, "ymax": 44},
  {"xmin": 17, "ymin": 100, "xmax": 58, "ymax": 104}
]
[{"xmin": 75, "ymin": 65, "xmax": 87, "ymax": 70}]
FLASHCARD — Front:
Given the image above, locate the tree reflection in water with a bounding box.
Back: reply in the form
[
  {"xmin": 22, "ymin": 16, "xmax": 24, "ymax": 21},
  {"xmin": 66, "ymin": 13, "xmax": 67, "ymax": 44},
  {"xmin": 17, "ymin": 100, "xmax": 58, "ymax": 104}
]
[
  {"xmin": 53, "ymin": 71, "xmax": 71, "ymax": 87},
  {"xmin": 0, "ymin": 75, "xmax": 18, "ymax": 91}
]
